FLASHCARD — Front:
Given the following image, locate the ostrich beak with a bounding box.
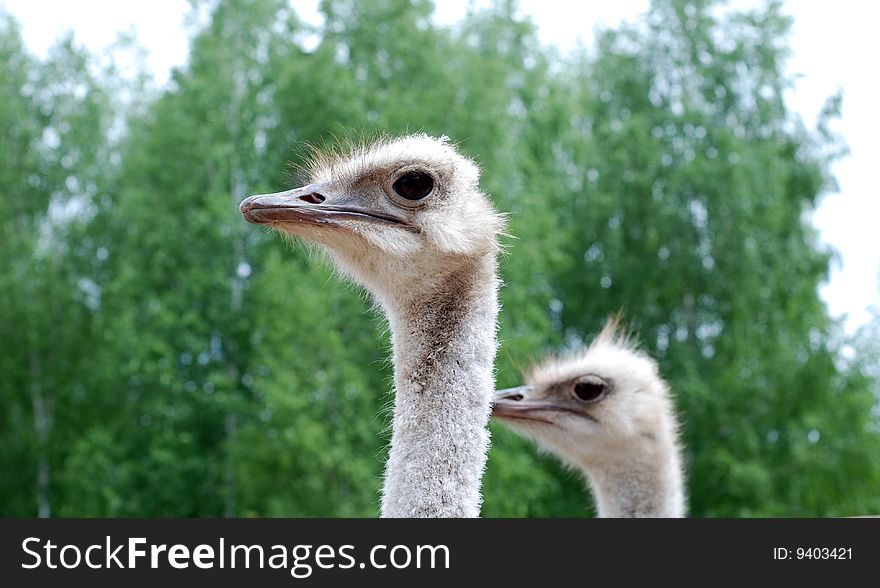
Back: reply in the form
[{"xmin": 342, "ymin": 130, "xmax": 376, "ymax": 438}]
[
  {"xmin": 493, "ymin": 386, "xmax": 534, "ymax": 404},
  {"xmin": 240, "ymin": 184, "xmax": 417, "ymax": 231},
  {"xmin": 492, "ymin": 386, "xmax": 556, "ymax": 424},
  {"xmin": 493, "ymin": 386, "xmax": 597, "ymax": 424}
]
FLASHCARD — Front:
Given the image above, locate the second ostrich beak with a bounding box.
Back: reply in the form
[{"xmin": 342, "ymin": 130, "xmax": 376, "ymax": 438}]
[
  {"xmin": 492, "ymin": 386, "xmax": 557, "ymax": 424},
  {"xmin": 239, "ymin": 184, "xmax": 416, "ymax": 231}
]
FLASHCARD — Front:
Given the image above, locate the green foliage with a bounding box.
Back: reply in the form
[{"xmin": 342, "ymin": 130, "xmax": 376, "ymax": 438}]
[{"xmin": 1, "ymin": 0, "xmax": 878, "ymax": 517}]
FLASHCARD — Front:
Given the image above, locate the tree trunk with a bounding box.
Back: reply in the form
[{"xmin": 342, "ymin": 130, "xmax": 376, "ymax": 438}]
[{"xmin": 29, "ymin": 350, "xmax": 51, "ymax": 518}]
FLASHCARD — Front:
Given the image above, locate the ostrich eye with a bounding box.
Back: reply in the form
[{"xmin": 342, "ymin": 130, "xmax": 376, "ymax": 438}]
[
  {"xmin": 392, "ymin": 171, "xmax": 434, "ymax": 200},
  {"xmin": 574, "ymin": 380, "xmax": 606, "ymax": 402}
]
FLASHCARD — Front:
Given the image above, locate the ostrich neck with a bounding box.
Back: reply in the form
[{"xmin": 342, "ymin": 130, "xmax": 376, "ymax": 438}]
[
  {"xmin": 581, "ymin": 448, "xmax": 685, "ymax": 518},
  {"xmin": 379, "ymin": 255, "xmax": 499, "ymax": 517}
]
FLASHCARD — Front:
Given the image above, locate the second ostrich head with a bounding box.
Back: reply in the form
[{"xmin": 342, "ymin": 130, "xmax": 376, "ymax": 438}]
[{"xmin": 493, "ymin": 320, "xmax": 686, "ymax": 517}]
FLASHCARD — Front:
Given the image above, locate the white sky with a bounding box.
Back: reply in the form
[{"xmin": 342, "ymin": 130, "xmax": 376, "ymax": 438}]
[{"xmin": 4, "ymin": 0, "xmax": 878, "ymax": 333}]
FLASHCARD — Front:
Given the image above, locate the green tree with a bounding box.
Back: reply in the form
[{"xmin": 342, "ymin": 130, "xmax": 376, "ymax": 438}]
[
  {"xmin": 523, "ymin": 0, "xmax": 880, "ymax": 515},
  {"xmin": 2, "ymin": 0, "xmax": 877, "ymax": 518},
  {"xmin": 58, "ymin": 0, "xmax": 301, "ymax": 515},
  {"xmin": 0, "ymin": 13, "xmax": 115, "ymax": 516}
]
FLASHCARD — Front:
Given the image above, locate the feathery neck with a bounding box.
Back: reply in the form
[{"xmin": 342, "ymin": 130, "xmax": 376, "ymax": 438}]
[
  {"xmin": 580, "ymin": 443, "xmax": 685, "ymax": 518},
  {"xmin": 379, "ymin": 253, "xmax": 499, "ymax": 517}
]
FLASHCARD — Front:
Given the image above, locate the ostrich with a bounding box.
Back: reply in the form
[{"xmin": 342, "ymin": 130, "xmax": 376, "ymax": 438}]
[
  {"xmin": 492, "ymin": 320, "xmax": 686, "ymax": 517},
  {"xmin": 240, "ymin": 134, "xmax": 505, "ymax": 517}
]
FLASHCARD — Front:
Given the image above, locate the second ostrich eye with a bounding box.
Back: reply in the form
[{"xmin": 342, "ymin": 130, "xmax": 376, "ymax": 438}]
[
  {"xmin": 574, "ymin": 380, "xmax": 606, "ymax": 402},
  {"xmin": 393, "ymin": 171, "xmax": 434, "ymax": 200}
]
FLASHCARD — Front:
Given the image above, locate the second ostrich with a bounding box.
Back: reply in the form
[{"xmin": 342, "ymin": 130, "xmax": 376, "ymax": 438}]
[
  {"xmin": 492, "ymin": 320, "xmax": 686, "ymax": 517},
  {"xmin": 240, "ymin": 134, "xmax": 504, "ymax": 517}
]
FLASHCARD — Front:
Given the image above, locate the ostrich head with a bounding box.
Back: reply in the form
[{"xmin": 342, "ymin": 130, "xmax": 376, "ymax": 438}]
[
  {"xmin": 492, "ymin": 321, "xmax": 680, "ymax": 472},
  {"xmin": 239, "ymin": 134, "xmax": 504, "ymax": 305}
]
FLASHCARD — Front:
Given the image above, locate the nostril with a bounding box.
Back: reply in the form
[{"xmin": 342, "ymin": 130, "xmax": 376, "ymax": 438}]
[{"xmin": 299, "ymin": 193, "xmax": 325, "ymax": 204}]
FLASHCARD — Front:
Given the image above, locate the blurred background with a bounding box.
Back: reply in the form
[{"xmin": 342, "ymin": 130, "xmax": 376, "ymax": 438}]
[{"xmin": 1, "ymin": 0, "xmax": 878, "ymax": 517}]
